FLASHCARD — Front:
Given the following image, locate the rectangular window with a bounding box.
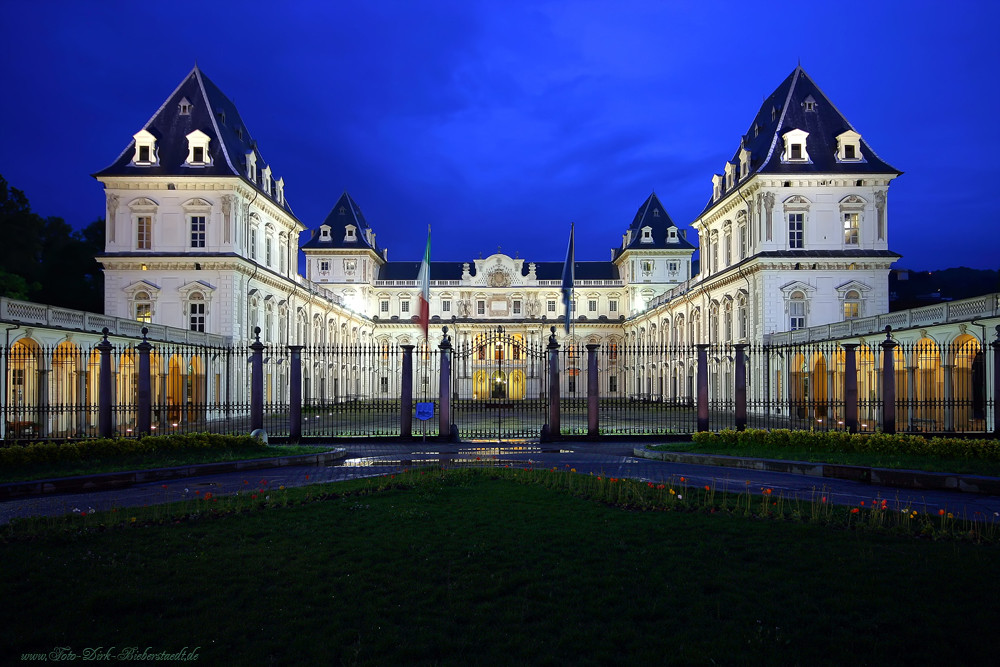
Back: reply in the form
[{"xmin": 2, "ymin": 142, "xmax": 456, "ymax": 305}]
[
  {"xmin": 739, "ymin": 226, "xmax": 747, "ymax": 259},
  {"xmin": 725, "ymin": 234, "xmax": 732, "ymax": 265},
  {"xmin": 137, "ymin": 216, "xmax": 151, "ymax": 250},
  {"xmin": 711, "ymin": 243, "xmax": 718, "ymax": 272},
  {"xmin": 790, "ymin": 144, "xmax": 802, "ymax": 160},
  {"xmin": 588, "ymin": 299, "xmax": 597, "ymax": 312},
  {"xmin": 477, "ymin": 300, "xmax": 485, "ymax": 315},
  {"xmin": 788, "ymin": 213, "xmax": 804, "ymax": 249},
  {"xmin": 319, "ymin": 260, "xmax": 330, "ymax": 272},
  {"xmin": 843, "ymin": 213, "xmax": 859, "ymax": 245},
  {"xmin": 609, "ymin": 376, "xmax": 618, "ymax": 393},
  {"xmin": 193, "ymin": 146, "xmax": 205, "ymax": 163},
  {"xmin": 380, "ymin": 377, "xmax": 389, "ymax": 394},
  {"xmin": 189, "ymin": 216, "xmax": 206, "ymax": 248},
  {"xmin": 609, "ymin": 300, "xmax": 618, "ymax": 313},
  {"xmin": 265, "ymin": 238, "xmax": 273, "ymax": 265},
  {"xmin": 641, "ymin": 260, "xmax": 654, "ymax": 274},
  {"xmin": 845, "ymin": 144, "xmax": 856, "ymax": 159},
  {"xmin": 513, "ymin": 300, "xmax": 521, "ymax": 315},
  {"xmin": 547, "ymin": 300, "xmax": 556, "ymax": 312},
  {"xmin": 189, "ymin": 303, "xmax": 205, "ymax": 332},
  {"xmin": 844, "ymin": 301, "xmax": 860, "ymax": 319},
  {"xmin": 442, "ymin": 300, "xmax": 451, "ymax": 312},
  {"xmin": 789, "ymin": 301, "xmax": 806, "ymax": 331},
  {"xmin": 135, "ymin": 303, "xmax": 151, "ymax": 323},
  {"xmin": 401, "ymin": 301, "xmax": 410, "ymax": 314},
  {"xmin": 138, "ymin": 145, "xmax": 150, "ymax": 162},
  {"xmin": 668, "ymin": 261, "xmax": 679, "ymax": 273},
  {"xmin": 380, "ymin": 300, "xmax": 389, "ymax": 313},
  {"xmin": 250, "ymin": 228, "xmax": 257, "ymax": 260}
]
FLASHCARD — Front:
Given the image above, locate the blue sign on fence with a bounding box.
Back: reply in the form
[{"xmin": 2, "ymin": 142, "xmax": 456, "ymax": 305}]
[{"xmin": 415, "ymin": 402, "xmax": 435, "ymax": 421}]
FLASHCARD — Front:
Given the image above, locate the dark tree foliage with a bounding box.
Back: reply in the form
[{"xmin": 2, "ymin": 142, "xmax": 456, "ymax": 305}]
[{"xmin": 0, "ymin": 174, "xmax": 104, "ymax": 312}]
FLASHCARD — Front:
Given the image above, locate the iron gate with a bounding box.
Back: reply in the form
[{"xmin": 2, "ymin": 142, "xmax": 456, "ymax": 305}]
[{"xmin": 451, "ymin": 326, "xmax": 548, "ymax": 440}]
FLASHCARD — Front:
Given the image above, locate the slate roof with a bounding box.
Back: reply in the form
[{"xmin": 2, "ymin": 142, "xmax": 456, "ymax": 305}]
[
  {"xmin": 703, "ymin": 66, "xmax": 902, "ymax": 214},
  {"xmin": 94, "ymin": 66, "xmax": 295, "ymax": 218},
  {"xmin": 376, "ymin": 261, "xmax": 619, "ymax": 282},
  {"xmin": 301, "ymin": 191, "xmax": 383, "ymax": 254},
  {"xmin": 612, "ymin": 191, "xmax": 696, "ymax": 261}
]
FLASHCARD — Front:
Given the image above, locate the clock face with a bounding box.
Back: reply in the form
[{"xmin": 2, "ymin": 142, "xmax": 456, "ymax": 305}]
[{"xmin": 488, "ymin": 269, "xmax": 510, "ymax": 288}]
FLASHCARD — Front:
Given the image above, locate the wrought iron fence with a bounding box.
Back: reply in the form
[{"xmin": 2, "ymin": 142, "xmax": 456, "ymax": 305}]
[{"xmin": 2, "ymin": 329, "xmax": 997, "ymax": 442}]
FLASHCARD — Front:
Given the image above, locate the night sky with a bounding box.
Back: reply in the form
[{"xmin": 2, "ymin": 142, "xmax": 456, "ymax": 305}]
[{"xmin": 2, "ymin": 1, "xmax": 998, "ymax": 271}]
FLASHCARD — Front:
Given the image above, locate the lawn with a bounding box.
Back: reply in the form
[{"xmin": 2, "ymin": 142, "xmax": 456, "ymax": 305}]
[
  {"xmin": 0, "ymin": 445, "xmax": 327, "ymax": 483},
  {"xmin": 3, "ymin": 469, "xmax": 998, "ymax": 665},
  {"xmin": 650, "ymin": 441, "xmax": 1000, "ymax": 477}
]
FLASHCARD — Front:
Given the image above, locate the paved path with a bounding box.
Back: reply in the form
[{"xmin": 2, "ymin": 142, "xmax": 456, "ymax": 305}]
[{"xmin": 3, "ymin": 441, "xmax": 999, "ymax": 525}]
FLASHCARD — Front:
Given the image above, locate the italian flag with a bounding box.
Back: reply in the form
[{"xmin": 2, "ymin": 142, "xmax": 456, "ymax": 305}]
[{"xmin": 417, "ymin": 226, "xmax": 431, "ymax": 340}]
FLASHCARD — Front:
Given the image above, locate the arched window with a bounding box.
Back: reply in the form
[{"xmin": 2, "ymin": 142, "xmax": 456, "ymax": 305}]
[
  {"xmin": 134, "ymin": 291, "xmax": 152, "ymax": 323},
  {"xmin": 843, "ymin": 290, "xmax": 862, "ymax": 319},
  {"xmin": 789, "ymin": 291, "xmax": 807, "ymax": 330},
  {"xmin": 188, "ymin": 292, "xmax": 206, "ymax": 332}
]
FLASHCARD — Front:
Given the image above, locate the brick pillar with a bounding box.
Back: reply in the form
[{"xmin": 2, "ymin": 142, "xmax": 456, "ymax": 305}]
[
  {"xmin": 250, "ymin": 327, "xmax": 264, "ymax": 433},
  {"xmin": 97, "ymin": 328, "xmax": 113, "ymax": 439},
  {"xmin": 880, "ymin": 326, "xmax": 897, "ymax": 435},
  {"xmin": 842, "ymin": 343, "xmax": 859, "ymax": 433},
  {"xmin": 696, "ymin": 344, "xmax": 709, "ymax": 432},
  {"xmin": 289, "ymin": 345, "xmax": 303, "ymax": 442},
  {"xmin": 438, "ymin": 328, "xmax": 452, "ymax": 441},
  {"xmin": 137, "ymin": 327, "xmax": 152, "ymax": 436},
  {"xmin": 587, "ymin": 343, "xmax": 599, "ymax": 436},
  {"xmin": 548, "ymin": 327, "xmax": 560, "ymax": 438},
  {"xmin": 734, "ymin": 343, "xmax": 747, "ymax": 431},
  {"xmin": 401, "ymin": 344, "xmax": 414, "ymax": 439}
]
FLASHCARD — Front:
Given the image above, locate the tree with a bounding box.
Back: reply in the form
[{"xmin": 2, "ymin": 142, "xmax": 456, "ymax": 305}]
[{"xmin": 0, "ymin": 174, "xmax": 104, "ymax": 312}]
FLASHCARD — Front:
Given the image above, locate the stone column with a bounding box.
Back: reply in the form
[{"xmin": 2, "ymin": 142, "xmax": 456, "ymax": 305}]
[
  {"xmin": 438, "ymin": 327, "xmax": 452, "ymax": 441},
  {"xmin": 880, "ymin": 327, "xmax": 897, "ymax": 435},
  {"xmin": 401, "ymin": 344, "xmax": 414, "ymax": 439},
  {"xmin": 97, "ymin": 328, "xmax": 113, "ymax": 439},
  {"xmin": 734, "ymin": 343, "xmax": 747, "ymax": 431},
  {"xmin": 942, "ymin": 364, "xmax": 954, "ymax": 432},
  {"xmin": 289, "ymin": 345, "xmax": 303, "ymax": 442},
  {"xmin": 547, "ymin": 327, "xmax": 560, "ymax": 438},
  {"xmin": 137, "ymin": 328, "xmax": 152, "ymax": 436},
  {"xmin": 696, "ymin": 344, "xmax": 709, "ymax": 431},
  {"xmin": 587, "ymin": 343, "xmax": 599, "ymax": 437},
  {"xmin": 906, "ymin": 366, "xmax": 917, "ymax": 431},
  {"xmin": 842, "ymin": 344, "xmax": 859, "ymax": 433},
  {"xmin": 250, "ymin": 327, "xmax": 264, "ymax": 433}
]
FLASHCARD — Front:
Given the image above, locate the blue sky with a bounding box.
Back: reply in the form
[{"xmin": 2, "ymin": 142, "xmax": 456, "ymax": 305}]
[{"xmin": 1, "ymin": 0, "xmax": 998, "ymax": 271}]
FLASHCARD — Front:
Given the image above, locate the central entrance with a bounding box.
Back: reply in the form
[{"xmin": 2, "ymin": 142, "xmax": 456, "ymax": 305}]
[{"xmin": 453, "ymin": 326, "xmax": 547, "ymax": 440}]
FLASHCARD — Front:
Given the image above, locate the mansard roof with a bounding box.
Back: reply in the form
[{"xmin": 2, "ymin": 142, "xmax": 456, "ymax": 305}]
[
  {"xmin": 301, "ymin": 191, "xmax": 383, "ymax": 254},
  {"xmin": 94, "ymin": 66, "xmax": 294, "ymax": 215},
  {"xmin": 377, "ymin": 261, "xmax": 619, "ymax": 282},
  {"xmin": 704, "ymin": 66, "xmax": 901, "ymax": 212},
  {"xmin": 613, "ymin": 192, "xmax": 696, "ymax": 260}
]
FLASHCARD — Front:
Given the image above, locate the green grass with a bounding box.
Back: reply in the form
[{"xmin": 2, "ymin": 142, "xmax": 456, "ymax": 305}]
[
  {"xmin": 650, "ymin": 441, "xmax": 1000, "ymax": 476},
  {"xmin": 0, "ymin": 445, "xmax": 327, "ymax": 483},
  {"xmin": 3, "ymin": 468, "xmax": 999, "ymax": 665}
]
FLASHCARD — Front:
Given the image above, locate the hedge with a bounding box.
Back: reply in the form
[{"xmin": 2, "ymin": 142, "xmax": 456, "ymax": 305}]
[
  {"xmin": 691, "ymin": 429, "xmax": 1000, "ymax": 462},
  {"xmin": 0, "ymin": 433, "xmax": 267, "ymax": 468}
]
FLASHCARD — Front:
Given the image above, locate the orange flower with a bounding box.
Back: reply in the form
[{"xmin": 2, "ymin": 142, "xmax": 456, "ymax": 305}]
[
  {"xmin": 938, "ymin": 509, "xmax": 946, "ymax": 516},
  {"xmin": 680, "ymin": 477, "xmax": 686, "ymax": 482},
  {"xmin": 851, "ymin": 508, "xmax": 859, "ymax": 514},
  {"xmin": 704, "ymin": 485, "xmax": 710, "ymax": 491}
]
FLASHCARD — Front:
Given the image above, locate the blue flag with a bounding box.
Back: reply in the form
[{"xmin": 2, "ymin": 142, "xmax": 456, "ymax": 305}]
[{"xmin": 561, "ymin": 223, "xmax": 575, "ymax": 333}]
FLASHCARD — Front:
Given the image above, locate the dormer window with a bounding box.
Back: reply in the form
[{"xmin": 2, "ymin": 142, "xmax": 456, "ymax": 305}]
[
  {"xmin": 667, "ymin": 228, "xmax": 678, "ymax": 243},
  {"xmin": 711, "ymin": 174, "xmax": 723, "ymax": 202},
  {"xmin": 652, "ymin": 208, "xmax": 660, "ymax": 217},
  {"xmin": 739, "ymin": 148, "xmax": 751, "ymax": 179},
  {"xmin": 184, "ymin": 130, "xmax": 212, "ymax": 166},
  {"xmin": 641, "ymin": 226, "xmax": 653, "ymax": 243},
  {"xmin": 131, "ymin": 129, "xmax": 158, "ymax": 166},
  {"xmin": 319, "ymin": 225, "xmax": 331, "ymax": 240},
  {"xmin": 275, "ymin": 177, "xmax": 284, "ymax": 204},
  {"xmin": 724, "ymin": 162, "xmax": 736, "ymax": 190},
  {"xmin": 178, "ymin": 97, "xmax": 193, "ymax": 115},
  {"xmin": 246, "ymin": 151, "xmax": 257, "ymax": 181},
  {"xmin": 262, "ymin": 166, "xmax": 272, "ymax": 194},
  {"xmin": 836, "ymin": 130, "xmax": 863, "ymax": 162},
  {"xmin": 345, "ymin": 225, "xmax": 357, "ymax": 242},
  {"xmin": 781, "ymin": 129, "xmax": 810, "ymax": 162},
  {"xmin": 802, "ymin": 95, "xmax": 817, "ymax": 112}
]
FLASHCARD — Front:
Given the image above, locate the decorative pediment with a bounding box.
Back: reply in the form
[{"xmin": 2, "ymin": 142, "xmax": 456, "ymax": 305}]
[
  {"xmin": 782, "ymin": 195, "xmax": 811, "ymax": 208},
  {"xmin": 779, "ymin": 280, "xmax": 815, "ymax": 296},
  {"xmin": 178, "ymin": 280, "xmax": 215, "ymax": 300},
  {"xmin": 123, "ymin": 280, "xmax": 160, "ymax": 297},
  {"xmin": 128, "ymin": 197, "xmax": 158, "ymax": 210},
  {"xmin": 182, "ymin": 197, "xmax": 213, "ymax": 210},
  {"xmin": 835, "ymin": 280, "xmax": 872, "ymax": 296},
  {"xmin": 839, "ymin": 194, "xmax": 867, "ymax": 208}
]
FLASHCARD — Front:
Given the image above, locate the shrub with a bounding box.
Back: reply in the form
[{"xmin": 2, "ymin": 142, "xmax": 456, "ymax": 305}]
[{"xmin": 0, "ymin": 433, "xmax": 267, "ymax": 468}]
